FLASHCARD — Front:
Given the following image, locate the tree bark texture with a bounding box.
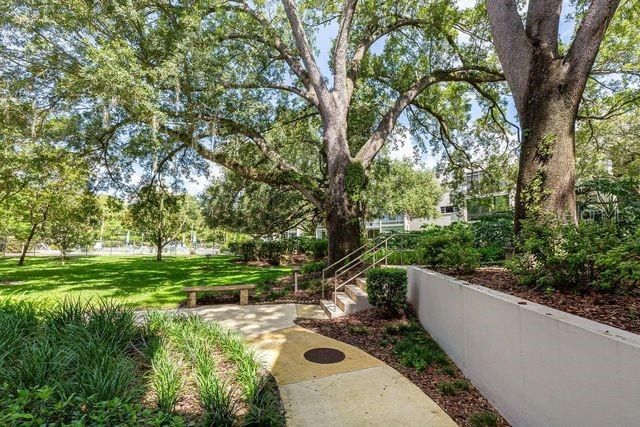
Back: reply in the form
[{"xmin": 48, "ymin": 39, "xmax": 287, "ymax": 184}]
[
  {"xmin": 486, "ymin": 0, "xmax": 620, "ymax": 233},
  {"xmin": 514, "ymin": 58, "xmax": 579, "ymax": 233}
]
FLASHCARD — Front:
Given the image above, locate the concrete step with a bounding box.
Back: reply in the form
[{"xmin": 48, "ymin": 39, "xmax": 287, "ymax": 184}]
[
  {"xmin": 320, "ymin": 299, "xmax": 346, "ymax": 319},
  {"xmin": 334, "ymin": 291, "xmax": 359, "ymax": 314},
  {"xmin": 356, "ymin": 277, "xmax": 367, "ymax": 291},
  {"xmin": 345, "ymin": 284, "xmax": 372, "ymax": 311}
]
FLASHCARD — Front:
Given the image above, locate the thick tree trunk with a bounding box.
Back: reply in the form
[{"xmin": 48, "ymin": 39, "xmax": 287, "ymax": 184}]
[
  {"xmin": 326, "ymin": 201, "xmax": 362, "ymax": 266},
  {"xmin": 18, "ymin": 224, "xmax": 38, "ymax": 266},
  {"xmin": 324, "ymin": 125, "xmax": 362, "ymax": 265},
  {"xmin": 515, "ymin": 61, "xmax": 579, "ymax": 234}
]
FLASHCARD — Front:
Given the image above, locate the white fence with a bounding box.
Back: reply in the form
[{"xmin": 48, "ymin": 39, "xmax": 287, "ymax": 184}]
[
  {"xmin": 1, "ymin": 242, "xmax": 221, "ymax": 257},
  {"xmin": 407, "ymin": 267, "xmax": 640, "ymax": 427}
]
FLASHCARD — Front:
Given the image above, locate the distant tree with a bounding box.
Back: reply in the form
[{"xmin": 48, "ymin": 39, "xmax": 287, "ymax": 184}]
[
  {"xmin": 45, "ymin": 190, "xmax": 100, "ymax": 262},
  {"xmin": 8, "ymin": 149, "xmax": 93, "ymax": 266},
  {"xmin": 202, "ymin": 171, "xmax": 318, "ymax": 238},
  {"xmin": 128, "ymin": 186, "xmax": 197, "ymax": 261},
  {"xmin": 365, "ymin": 159, "xmax": 443, "ymax": 220},
  {"xmin": 95, "ymin": 195, "xmax": 127, "ymax": 243}
]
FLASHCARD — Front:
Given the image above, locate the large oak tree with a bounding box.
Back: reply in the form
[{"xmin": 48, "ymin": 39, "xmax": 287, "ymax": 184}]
[
  {"xmin": 486, "ymin": 0, "xmax": 622, "ymax": 232},
  {"xmin": 2, "ymin": 0, "xmax": 504, "ymax": 264}
]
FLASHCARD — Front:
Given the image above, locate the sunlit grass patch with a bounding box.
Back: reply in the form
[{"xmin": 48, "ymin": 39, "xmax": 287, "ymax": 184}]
[{"xmin": 0, "ymin": 255, "xmax": 290, "ymax": 308}]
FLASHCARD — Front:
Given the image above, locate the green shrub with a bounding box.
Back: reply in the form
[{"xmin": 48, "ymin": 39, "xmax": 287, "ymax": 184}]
[
  {"xmin": 284, "ymin": 236, "xmax": 316, "ymax": 254},
  {"xmin": 385, "ymin": 231, "xmax": 424, "ymax": 251},
  {"xmin": 237, "ymin": 241, "xmax": 258, "ymax": 262},
  {"xmin": 389, "ymin": 249, "xmax": 421, "ymax": 265},
  {"xmin": 366, "ymin": 268, "xmax": 407, "ymax": 314},
  {"xmin": 476, "ymin": 245, "xmax": 507, "ymax": 263},
  {"xmin": 469, "ymin": 410, "xmax": 499, "ymax": 427},
  {"xmin": 311, "ymin": 239, "xmax": 328, "ymax": 260},
  {"xmin": 300, "ymin": 261, "xmax": 326, "ymax": 274},
  {"xmin": 259, "ymin": 241, "xmax": 286, "ymax": 266},
  {"xmin": 470, "ymin": 215, "xmax": 514, "ymax": 261},
  {"xmin": 507, "ymin": 220, "xmax": 620, "ymax": 290},
  {"xmin": 362, "ymin": 249, "xmax": 421, "ymax": 265},
  {"xmin": 596, "ymin": 228, "xmax": 640, "ymax": 291},
  {"xmin": 420, "ymin": 224, "xmax": 480, "ymax": 273},
  {"xmin": 436, "ymin": 379, "xmax": 470, "ymax": 396},
  {"xmin": 227, "ymin": 242, "xmax": 239, "ymax": 254}
]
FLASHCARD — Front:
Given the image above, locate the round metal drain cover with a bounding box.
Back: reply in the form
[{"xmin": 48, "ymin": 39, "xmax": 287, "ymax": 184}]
[{"xmin": 303, "ymin": 347, "xmax": 346, "ymax": 364}]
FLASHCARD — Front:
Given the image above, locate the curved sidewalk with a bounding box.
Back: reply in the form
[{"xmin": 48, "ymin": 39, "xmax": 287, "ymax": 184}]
[{"xmin": 190, "ymin": 303, "xmax": 456, "ymax": 427}]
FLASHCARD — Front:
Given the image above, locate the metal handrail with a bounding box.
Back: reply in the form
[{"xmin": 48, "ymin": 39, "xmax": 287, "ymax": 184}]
[
  {"xmin": 322, "ymin": 242, "xmax": 367, "ymax": 275},
  {"xmin": 336, "ymin": 249, "xmax": 398, "ymax": 295},
  {"xmin": 333, "ymin": 234, "xmax": 395, "ymax": 278},
  {"xmin": 322, "ymin": 243, "xmax": 367, "ymax": 281},
  {"xmin": 321, "ymin": 242, "xmax": 368, "ymax": 299},
  {"xmin": 321, "ymin": 234, "xmax": 395, "ymax": 299},
  {"xmin": 321, "ymin": 232, "xmax": 408, "ymax": 301},
  {"xmin": 330, "ymin": 235, "xmax": 395, "ymax": 304}
]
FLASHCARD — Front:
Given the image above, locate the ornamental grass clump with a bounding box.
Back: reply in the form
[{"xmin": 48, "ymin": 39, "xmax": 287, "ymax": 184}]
[
  {"xmin": 0, "ymin": 299, "xmax": 183, "ymax": 425},
  {"xmin": 151, "ymin": 345, "xmax": 183, "ymax": 413},
  {"xmin": 1, "ymin": 298, "xmax": 141, "ymax": 402},
  {"xmin": 146, "ymin": 312, "xmax": 285, "ymax": 426}
]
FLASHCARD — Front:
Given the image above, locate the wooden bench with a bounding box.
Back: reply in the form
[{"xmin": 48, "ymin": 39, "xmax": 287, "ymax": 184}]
[{"xmin": 182, "ymin": 284, "xmax": 255, "ymax": 308}]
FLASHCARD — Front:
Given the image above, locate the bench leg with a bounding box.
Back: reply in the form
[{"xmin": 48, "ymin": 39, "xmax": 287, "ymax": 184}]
[
  {"xmin": 187, "ymin": 291, "xmax": 197, "ymax": 308},
  {"xmin": 240, "ymin": 289, "xmax": 249, "ymax": 305}
]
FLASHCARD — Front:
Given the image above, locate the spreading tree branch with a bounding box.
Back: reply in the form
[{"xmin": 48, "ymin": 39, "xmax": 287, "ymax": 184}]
[
  {"xmin": 333, "ymin": 0, "xmax": 358, "ymax": 98},
  {"xmin": 565, "ymin": 0, "xmax": 622, "ymax": 81},
  {"xmin": 281, "ymin": 0, "xmax": 328, "ymax": 104},
  {"xmin": 348, "ymin": 17, "xmax": 429, "ymax": 99},
  {"xmin": 525, "ymin": 0, "xmax": 563, "ymax": 56},
  {"xmin": 356, "ymin": 67, "xmax": 504, "ymax": 167},
  {"xmin": 486, "ymin": 0, "xmax": 532, "ymax": 115}
]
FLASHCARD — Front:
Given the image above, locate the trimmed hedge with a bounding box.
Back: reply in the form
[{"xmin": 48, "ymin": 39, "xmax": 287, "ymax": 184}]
[
  {"xmin": 366, "ymin": 268, "xmax": 407, "ymax": 314},
  {"xmin": 311, "ymin": 239, "xmax": 328, "ymax": 260},
  {"xmin": 229, "ymin": 237, "xmax": 328, "ymax": 265},
  {"xmin": 300, "ymin": 261, "xmax": 326, "ymax": 274}
]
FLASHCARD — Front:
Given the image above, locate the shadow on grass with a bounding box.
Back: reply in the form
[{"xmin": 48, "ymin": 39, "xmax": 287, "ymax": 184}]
[{"xmin": 0, "ymin": 255, "xmax": 291, "ymax": 308}]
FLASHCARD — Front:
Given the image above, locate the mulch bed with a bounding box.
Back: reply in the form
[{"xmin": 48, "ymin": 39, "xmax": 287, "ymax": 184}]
[
  {"xmin": 440, "ymin": 267, "xmax": 640, "ymax": 336},
  {"xmin": 193, "ymin": 290, "xmax": 320, "ymax": 306},
  {"xmin": 296, "ymin": 309, "xmax": 509, "ymax": 427}
]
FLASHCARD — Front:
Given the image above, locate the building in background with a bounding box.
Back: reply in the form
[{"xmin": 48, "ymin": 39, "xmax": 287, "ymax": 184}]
[{"xmin": 315, "ymin": 171, "xmax": 513, "ymax": 239}]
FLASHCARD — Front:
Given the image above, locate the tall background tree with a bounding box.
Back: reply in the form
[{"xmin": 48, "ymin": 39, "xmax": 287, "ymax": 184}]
[
  {"xmin": 128, "ymin": 186, "xmax": 199, "ymax": 261},
  {"xmin": 486, "ymin": 0, "xmax": 623, "ymax": 232},
  {"xmin": 202, "ymin": 171, "xmax": 319, "ymax": 238}
]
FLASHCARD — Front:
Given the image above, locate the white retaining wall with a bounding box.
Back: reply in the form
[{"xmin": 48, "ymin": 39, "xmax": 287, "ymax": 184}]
[{"xmin": 407, "ymin": 267, "xmax": 640, "ymax": 427}]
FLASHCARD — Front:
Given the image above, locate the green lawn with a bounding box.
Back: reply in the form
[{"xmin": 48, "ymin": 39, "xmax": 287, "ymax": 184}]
[{"xmin": 0, "ymin": 255, "xmax": 290, "ymax": 308}]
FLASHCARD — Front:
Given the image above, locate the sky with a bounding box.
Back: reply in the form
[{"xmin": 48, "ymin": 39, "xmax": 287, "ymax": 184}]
[{"xmin": 178, "ymin": 0, "xmax": 578, "ymax": 195}]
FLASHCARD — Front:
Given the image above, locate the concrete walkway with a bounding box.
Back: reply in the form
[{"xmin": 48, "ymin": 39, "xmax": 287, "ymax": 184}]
[{"xmin": 170, "ymin": 304, "xmax": 456, "ymax": 427}]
